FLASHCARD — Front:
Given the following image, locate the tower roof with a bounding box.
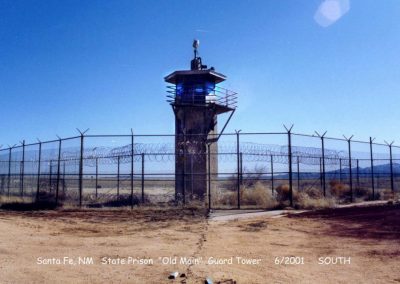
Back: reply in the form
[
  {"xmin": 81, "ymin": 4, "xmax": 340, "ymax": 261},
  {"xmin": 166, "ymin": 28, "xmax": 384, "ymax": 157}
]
[{"xmin": 164, "ymin": 69, "xmax": 226, "ymax": 84}]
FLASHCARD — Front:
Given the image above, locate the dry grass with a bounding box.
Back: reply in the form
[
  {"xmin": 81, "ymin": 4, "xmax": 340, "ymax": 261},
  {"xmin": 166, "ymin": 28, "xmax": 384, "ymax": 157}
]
[
  {"xmin": 211, "ymin": 188, "xmax": 237, "ymax": 207},
  {"xmin": 274, "ymin": 184, "xmax": 336, "ymax": 209},
  {"xmin": 380, "ymin": 189, "xmax": 395, "ymax": 200},
  {"xmin": 240, "ymin": 182, "xmax": 278, "ymax": 209},
  {"xmin": 214, "ymin": 182, "xmax": 335, "ymax": 210},
  {"xmin": 294, "ymin": 192, "xmax": 335, "ymax": 209},
  {"xmin": 0, "ymin": 195, "xmax": 35, "ymax": 205},
  {"xmin": 379, "ymin": 189, "xmax": 400, "ymax": 203},
  {"xmin": 291, "ymin": 186, "xmax": 335, "ymax": 210},
  {"xmin": 329, "ymin": 181, "xmax": 400, "ymax": 203},
  {"xmin": 212, "ymin": 182, "xmax": 278, "ymax": 209},
  {"xmin": 329, "ymin": 180, "xmax": 350, "ymax": 198},
  {"xmin": 275, "ymin": 184, "xmax": 290, "ymax": 202},
  {"xmin": 239, "ymin": 220, "xmax": 268, "ymax": 232},
  {"xmin": 354, "ymin": 187, "xmax": 374, "ymax": 200},
  {"xmin": 303, "ymin": 186, "xmax": 323, "ymax": 198}
]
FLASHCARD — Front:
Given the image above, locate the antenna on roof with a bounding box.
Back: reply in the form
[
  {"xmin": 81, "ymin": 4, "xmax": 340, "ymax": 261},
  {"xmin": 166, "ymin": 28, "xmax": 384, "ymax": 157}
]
[
  {"xmin": 191, "ymin": 39, "xmax": 207, "ymax": 70},
  {"xmin": 193, "ymin": 39, "xmax": 200, "ymax": 59}
]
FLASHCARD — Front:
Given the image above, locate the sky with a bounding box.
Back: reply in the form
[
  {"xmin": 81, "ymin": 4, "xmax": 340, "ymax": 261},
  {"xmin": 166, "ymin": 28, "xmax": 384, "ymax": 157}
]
[{"xmin": 1, "ymin": 0, "xmax": 399, "ymax": 147}]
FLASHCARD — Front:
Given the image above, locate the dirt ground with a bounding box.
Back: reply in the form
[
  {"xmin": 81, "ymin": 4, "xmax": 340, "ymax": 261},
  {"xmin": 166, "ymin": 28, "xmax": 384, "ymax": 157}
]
[{"xmin": 0, "ymin": 203, "xmax": 399, "ymax": 284}]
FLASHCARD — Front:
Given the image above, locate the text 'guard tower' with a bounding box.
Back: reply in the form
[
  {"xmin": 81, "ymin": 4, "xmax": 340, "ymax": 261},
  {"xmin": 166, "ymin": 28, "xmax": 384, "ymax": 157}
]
[{"xmin": 165, "ymin": 40, "xmax": 237, "ymax": 203}]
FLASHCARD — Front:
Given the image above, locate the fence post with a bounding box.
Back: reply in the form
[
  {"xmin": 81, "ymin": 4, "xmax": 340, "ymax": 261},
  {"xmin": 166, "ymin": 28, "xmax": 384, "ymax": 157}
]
[
  {"xmin": 77, "ymin": 128, "xmax": 89, "ymax": 208},
  {"xmin": 79, "ymin": 134, "xmax": 84, "ymax": 207},
  {"xmin": 79, "ymin": 133, "xmax": 83, "ymax": 207},
  {"xmin": 207, "ymin": 143, "xmax": 211, "ymax": 211},
  {"xmin": 117, "ymin": 155, "xmax": 120, "ymax": 197},
  {"xmin": 339, "ymin": 158, "xmax": 342, "ymax": 183},
  {"xmin": 321, "ymin": 138, "xmax": 326, "ymax": 196},
  {"xmin": 240, "ymin": 152, "xmax": 243, "ymax": 185},
  {"xmin": 183, "ymin": 133, "xmax": 186, "ymax": 205},
  {"xmin": 36, "ymin": 142, "xmax": 42, "ymax": 201},
  {"xmin": 20, "ymin": 140, "xmax": 25, "ymax": 198},
  {"xmin": 297, "ymin": 156, "xmax": 300, "ymax": 190},
  {"xmin": 284, "ymin": 125, "xmax": 294, "ymax": 208},
  {"xmin": 370, "ymin": 137, "xmax": 375, "ymax": 200},
  {"xmin": 356, "ymin": 159, "xmax": 360, "ymax": 189},
  {"xmin": 235, "ymin": 130, "xmax": 241, "ymax": 209},
  {"xmin": 49, "ymin": 160, "xmax": 53, "ymax": 193},
  {"xmin": 319, "ymin": 157, "xmax": 323, "ymax": 190},
  {"xmin": 130, "ymin": 129, "xmax": 134, "ymax": 209},
  {"xmin": 141, "ymin": 153, "xmax": 145, "ymax": 204},
  {"xmin": 385, "ymin": 141, "xmax": 395, "ymax": 194},
  {"xmin": 56, "ymin": 138, "xmax": 62, "ymax": 206},
  {"xmin": 62, "ymin": 161, "xmax": 66, "ymax": 195},
  {"xmin": 95, "ymin": 157, "xmax": 98, "ymax": 199},
  {"xmin": 270, "ymin": 155, "xmax": 274, "ymax": 194},
  {"xmin": 344, "ymin": 135, "xmax": 354, "ymax": 203},
  {"xmin": 315, "ymin": 131, "xmax": 327, "ymax": 196},
  {"xmin": 7, "ymin": 147, "xmax": 12, "ymax": 197},
  {"xmin": 390, "ymin": 144, "xmax": 394, "ymax": 194}
]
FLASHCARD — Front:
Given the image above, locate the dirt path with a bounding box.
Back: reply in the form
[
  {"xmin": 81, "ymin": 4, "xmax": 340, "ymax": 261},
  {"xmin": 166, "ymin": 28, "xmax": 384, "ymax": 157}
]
[{"xmin": 208, "ymin": 209, "xmax": 305, "ymax": 221}]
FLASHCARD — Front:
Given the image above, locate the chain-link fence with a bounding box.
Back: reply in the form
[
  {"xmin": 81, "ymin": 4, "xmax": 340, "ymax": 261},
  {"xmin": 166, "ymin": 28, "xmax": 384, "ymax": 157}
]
[{"xmin": 0, "ymin": 131, "xmax": 399, "ymax": 209}]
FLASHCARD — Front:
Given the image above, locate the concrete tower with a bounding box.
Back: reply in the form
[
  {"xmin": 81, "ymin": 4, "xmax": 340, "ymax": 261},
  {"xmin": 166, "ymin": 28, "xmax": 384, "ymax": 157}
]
[{"xmin": 165, "ymin": 40, "xmax": 237, "ymax": 203}]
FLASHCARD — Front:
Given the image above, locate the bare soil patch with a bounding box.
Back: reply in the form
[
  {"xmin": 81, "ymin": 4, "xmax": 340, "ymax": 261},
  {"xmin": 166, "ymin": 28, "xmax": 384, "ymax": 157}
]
[{"xmin": 0, "ymin": 204, "xmax": 399, "ymax": 283}]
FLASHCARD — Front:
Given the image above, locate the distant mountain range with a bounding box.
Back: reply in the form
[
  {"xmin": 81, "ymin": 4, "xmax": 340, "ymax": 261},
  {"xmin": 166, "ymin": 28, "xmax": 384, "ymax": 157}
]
[
  {"xmin": 271, "ymin": 163, "xmax": 400, "ymax": 179},
  {"xmin": 328, "ymin": 163, "xmax": 400, "ymax": 176}
]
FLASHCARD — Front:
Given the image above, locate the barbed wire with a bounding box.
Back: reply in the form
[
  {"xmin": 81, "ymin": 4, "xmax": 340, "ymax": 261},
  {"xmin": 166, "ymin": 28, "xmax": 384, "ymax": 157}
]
[
  {"xmin": 0, "ymin": 141, "xmax": 398, "ymax": 170},
  {"xmin": 62, "ymin": 142, "xmax": 350, "ymax": 166}
]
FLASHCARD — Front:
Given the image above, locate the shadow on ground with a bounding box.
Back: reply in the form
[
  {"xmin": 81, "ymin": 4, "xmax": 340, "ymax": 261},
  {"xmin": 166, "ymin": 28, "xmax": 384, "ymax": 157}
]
[
  {"xmin": 0, "ymin": 201, "xmax": 58, "ymax": 211},
  {"xmin": 289, "ymin": 203, "xmax": 400, "ymax": 240},
  {"xmin": 0, "ymin": 206, "xmax": 207, "ymax": 224}
]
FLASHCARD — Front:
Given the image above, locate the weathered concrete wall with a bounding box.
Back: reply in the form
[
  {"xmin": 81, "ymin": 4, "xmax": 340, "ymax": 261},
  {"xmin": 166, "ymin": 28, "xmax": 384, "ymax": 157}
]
[{"xmin": 174, "ymin": 106, "xmax": 218, "ymax": 202}]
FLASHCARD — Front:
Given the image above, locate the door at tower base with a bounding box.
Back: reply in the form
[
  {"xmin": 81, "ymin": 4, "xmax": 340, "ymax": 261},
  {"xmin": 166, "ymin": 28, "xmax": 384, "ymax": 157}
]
[{"xmin": 174, "ymin": 107, "xmax": 218, "ymax": 202}]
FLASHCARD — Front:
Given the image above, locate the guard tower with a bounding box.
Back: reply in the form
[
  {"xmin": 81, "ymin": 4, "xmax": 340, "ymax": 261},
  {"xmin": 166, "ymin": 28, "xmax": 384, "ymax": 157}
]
[{"xmin": 165, "ymin": 40, "xmax": 237, "ymax": 202}]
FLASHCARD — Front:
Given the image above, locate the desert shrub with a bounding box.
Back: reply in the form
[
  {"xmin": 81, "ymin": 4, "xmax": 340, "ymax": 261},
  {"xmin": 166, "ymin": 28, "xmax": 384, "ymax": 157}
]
[
  {"xmin": 184, "ymin": 198, "xmax": 208, "ymax": 209},
  {"xmin": 86, "ymin": 194, "xmax": 149, "ymax": 208},
  {"xmin": 240, "ymin": 182, "xmax": 278, "ymax": 209},
  {"xmin": 294, "ymin": 191, "xmax": 335, "ymax": 210},
  {"xmin": 373, "ymin": 191, "xmax": 381, "ymax": 200},
  {"xmin": 355, "ymin": 187, "xmax": 374, "ymax": 200},
  {"xmin": 242, "ymin": 165, "xmax": 267, "ymax": 187},
  {"xmin": 216, "ymin": 180, "xmax": 337, "ymax": 210},
  {"xmin": 212, "ymin": 182, "xmax": 278, "ymax": 209},
  {"xmin": 303, "ymin": 187, "xmax": 323, "ymax": 199},
  {"xmin": 329, "ymin": 180, "xmax": 350, "ymax": 198},
  {"xmin": 211, "ymin": 188, "xmax": 237, "ymax": 207},
  {"xmin": 35, "ymin": 190, "xmax": 55, "ymax": 201},
  {"xmin": 275, "ymin": 184, "xmax": 290, "ymax": 202},
  {"xmin": 225, "ymin": 165, "xmax": 268, "ymax": 191},
  {"xmin": 380, "ymin": 189, "xmax": 395, "ymax": 201},
  {"xmin": 273, "ymin": 184, "xmax": 335, "ymax": 209},
  {"xmin": 224, "ymin": 174, "xmax": 239, "ymax": 194},
  {"xmin": 0, "ymin": 195, "xmax": 12, "ymax": 204}
]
